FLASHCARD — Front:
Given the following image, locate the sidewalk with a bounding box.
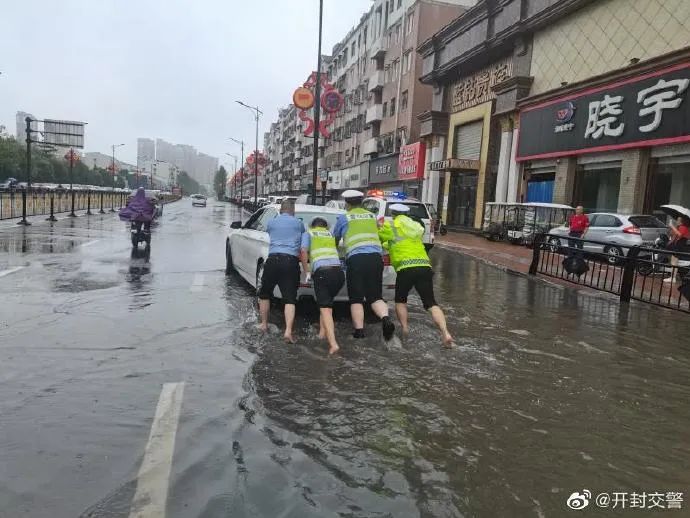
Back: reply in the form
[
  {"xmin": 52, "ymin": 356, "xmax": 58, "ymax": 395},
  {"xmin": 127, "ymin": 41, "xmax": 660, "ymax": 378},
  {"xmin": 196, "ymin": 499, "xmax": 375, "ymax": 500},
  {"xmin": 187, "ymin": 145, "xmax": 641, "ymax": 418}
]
[{"xmin": 435, "ymin": 232, "xmax": 534, "ymax": 275}]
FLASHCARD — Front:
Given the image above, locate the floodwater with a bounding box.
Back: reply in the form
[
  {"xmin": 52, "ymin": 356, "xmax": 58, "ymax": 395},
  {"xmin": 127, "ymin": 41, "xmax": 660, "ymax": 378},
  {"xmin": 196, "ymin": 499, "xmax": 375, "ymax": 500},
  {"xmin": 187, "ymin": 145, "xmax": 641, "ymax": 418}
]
[{"xmin": 0, "ymin": 201, "xmax": 688, "ymax": 517}]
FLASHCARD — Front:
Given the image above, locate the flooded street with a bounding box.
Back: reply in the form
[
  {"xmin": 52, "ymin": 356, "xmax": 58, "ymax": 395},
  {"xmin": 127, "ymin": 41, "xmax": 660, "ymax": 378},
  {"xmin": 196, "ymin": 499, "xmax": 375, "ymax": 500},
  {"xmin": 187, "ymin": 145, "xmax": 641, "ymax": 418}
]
[{"xmin": 1, "ymin": 200, "xmax": 689, "ymax": 517}]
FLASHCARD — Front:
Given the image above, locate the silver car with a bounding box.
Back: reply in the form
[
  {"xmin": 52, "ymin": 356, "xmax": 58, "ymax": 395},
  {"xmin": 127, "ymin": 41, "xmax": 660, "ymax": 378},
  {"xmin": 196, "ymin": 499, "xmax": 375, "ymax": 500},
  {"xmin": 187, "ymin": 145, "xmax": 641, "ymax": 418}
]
[{"xmin": 547, "ymin": 213, "xmax": 668, "ymax": 263}]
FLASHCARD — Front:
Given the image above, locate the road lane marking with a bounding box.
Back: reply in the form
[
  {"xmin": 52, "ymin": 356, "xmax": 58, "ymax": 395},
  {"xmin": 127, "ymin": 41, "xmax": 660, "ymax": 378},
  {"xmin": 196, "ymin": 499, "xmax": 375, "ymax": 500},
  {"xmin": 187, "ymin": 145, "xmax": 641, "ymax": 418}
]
[
  {"xmin": 190, "ymin": 273, "xmax": 205, "ymax": 292},
  {"xmin": 81, "ymin": 239, "xmax": 100, "ymax": 248},
  {"xmin": 129, "ymin": 382, "xmax": 185, "ymax": 518},
  {"xmin": 0, "ymin": 266, "xmax": 25, "ymax": 278}
]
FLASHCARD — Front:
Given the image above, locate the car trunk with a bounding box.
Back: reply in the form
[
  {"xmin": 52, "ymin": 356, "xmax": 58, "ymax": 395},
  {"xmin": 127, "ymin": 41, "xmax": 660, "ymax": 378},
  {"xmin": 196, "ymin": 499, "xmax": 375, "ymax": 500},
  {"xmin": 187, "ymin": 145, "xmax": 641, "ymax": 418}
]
[{"xmin": 628, "ymin": 215, "xmax": 667, "ymax": 244}]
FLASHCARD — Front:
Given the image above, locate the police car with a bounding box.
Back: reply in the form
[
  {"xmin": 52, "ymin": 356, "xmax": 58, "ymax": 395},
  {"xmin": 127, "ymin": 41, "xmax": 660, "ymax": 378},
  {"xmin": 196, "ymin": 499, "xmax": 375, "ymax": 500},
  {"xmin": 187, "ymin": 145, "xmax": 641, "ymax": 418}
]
[{"xmin": 362, "ymin": 190, "xmax": 435, "ymax": 250}]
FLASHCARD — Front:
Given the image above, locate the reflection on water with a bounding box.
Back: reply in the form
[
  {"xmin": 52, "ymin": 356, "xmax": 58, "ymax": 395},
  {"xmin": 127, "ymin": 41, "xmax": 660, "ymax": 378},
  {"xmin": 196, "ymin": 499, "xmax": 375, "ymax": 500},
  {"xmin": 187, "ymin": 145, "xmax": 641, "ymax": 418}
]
[
  {"xmin": 126, "ymin": 246, "xmax": 152, "ymax": 310},
  {"xmin": 233, "ymin": 248, "xmax": 690, "ymax": 517}
]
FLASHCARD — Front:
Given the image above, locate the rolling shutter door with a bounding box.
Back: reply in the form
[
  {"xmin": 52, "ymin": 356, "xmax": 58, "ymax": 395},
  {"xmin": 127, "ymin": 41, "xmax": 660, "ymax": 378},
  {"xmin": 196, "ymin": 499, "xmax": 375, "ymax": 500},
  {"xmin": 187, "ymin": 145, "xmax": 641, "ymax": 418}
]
[{"xmin": 453, "ymin": 120, "xmax": 483, "ymax": 160}]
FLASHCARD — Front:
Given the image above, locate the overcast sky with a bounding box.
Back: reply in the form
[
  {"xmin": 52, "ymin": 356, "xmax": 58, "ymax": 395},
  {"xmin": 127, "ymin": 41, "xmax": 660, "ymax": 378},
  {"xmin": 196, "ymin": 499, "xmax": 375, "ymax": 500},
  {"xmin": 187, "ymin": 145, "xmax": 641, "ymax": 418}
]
[{"xmin": 0, "ymin": 0, "xmax": 372, "ymax": 168}]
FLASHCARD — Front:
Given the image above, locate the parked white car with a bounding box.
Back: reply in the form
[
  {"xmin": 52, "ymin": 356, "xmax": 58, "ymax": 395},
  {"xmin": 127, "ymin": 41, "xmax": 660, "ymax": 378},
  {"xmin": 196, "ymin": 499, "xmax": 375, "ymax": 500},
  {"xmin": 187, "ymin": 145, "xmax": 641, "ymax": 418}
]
[
  {"xmin": 225, "ymin": 204, "xmax": 397, "ymax": 303},
  {"xmin": 362, "ymin": 195, "xmax": 435, "ymax": 250}
]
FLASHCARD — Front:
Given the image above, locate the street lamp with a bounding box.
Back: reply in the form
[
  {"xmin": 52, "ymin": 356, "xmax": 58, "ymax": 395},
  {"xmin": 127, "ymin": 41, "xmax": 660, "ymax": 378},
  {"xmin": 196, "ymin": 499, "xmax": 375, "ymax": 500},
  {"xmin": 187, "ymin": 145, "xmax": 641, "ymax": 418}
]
[
  {"xmin": 228, "ymin": 137, "xmax": 245, "ymax": 200},
  {"xmin": 111, "ymin": 143, "xmax": 125, "ymax": 212},
  {"xmin": 226, "ymin": 153, "xmax": 238, "ymax": 201},
  {"xmin": 236, "ymin": 100, "xmax": 263, "ymax": 208}
]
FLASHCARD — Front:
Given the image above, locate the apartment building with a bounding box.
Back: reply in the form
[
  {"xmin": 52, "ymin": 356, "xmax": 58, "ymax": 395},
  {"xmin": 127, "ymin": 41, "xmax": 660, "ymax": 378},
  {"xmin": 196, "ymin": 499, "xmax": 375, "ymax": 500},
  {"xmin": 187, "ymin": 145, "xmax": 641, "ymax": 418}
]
[{"xmin": 262, "ymin": 0, "xmax": 468, "ymax": 198}]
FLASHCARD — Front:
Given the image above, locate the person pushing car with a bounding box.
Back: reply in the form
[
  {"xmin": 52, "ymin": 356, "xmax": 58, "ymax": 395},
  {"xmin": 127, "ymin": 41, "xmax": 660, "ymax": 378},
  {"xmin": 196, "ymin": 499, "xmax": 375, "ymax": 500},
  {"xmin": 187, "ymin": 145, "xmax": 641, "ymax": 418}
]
[
  {"xmin": 300, "ymin": 217, "xmax": 345, "ymax": 355},
  {"xmin": 378, "ymin": 204, "xmax": 454, "ymax": 347},
  {"xmin": 333, "ymin": 190, "xmax": 395, "ymax": 340}
]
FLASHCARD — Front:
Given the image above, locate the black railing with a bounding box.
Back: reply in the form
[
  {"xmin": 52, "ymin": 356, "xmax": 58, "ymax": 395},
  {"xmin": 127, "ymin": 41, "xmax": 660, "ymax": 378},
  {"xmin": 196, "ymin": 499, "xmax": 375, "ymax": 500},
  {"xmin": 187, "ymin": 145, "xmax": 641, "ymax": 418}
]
[
  {"xmin": 0, "ymin": 188, "xmax": 133, "ymax": 221},
  {"xmin": 530, "ymin": 233, "xmax": 690, "ymax": 313}
]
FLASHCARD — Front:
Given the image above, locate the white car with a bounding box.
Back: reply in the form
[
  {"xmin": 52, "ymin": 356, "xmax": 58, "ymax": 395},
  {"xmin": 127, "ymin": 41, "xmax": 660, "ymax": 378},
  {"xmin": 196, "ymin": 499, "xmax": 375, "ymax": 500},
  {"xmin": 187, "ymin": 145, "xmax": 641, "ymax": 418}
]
[
  {"xmin": 191, "ymin": 194, "xmax": 207, "ymax": 207},
  {"xmin": 362, "ymin": 195, "xmax": 435, "ymax": 250},
  {"xmin": 225, "ymin": 204, "xmax": 397, "ymax": 303},
  {"xmin": 325, "ymin": 199, "xmax": 346, "ymax": 210}
]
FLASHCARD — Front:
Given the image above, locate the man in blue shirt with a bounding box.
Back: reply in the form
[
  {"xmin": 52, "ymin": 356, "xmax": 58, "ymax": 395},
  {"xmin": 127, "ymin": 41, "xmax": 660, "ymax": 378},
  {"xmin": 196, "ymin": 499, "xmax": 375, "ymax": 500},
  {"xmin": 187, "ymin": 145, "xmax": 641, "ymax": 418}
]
[
  {"xmin": 258, "ymin": 199, "xmax": 305, "ymax": 343},
  {"xmin": 333, "ymin": 190, "xmax": 394, "ymax": 340}
]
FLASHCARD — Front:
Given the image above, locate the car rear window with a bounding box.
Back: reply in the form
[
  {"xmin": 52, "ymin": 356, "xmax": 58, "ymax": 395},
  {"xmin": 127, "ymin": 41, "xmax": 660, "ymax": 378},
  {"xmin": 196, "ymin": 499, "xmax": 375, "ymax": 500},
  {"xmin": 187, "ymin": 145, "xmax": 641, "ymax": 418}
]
[
  {"xmin": 295, "ymin": 211, "xmax": 340, "ymax": 230},
  {"xmin": 384, "ymin": 202, "xmax": 429, "ymax": 220},
  {"xmin": 629, "ymin": 215, "xmax": 667, "ymax": 228}
]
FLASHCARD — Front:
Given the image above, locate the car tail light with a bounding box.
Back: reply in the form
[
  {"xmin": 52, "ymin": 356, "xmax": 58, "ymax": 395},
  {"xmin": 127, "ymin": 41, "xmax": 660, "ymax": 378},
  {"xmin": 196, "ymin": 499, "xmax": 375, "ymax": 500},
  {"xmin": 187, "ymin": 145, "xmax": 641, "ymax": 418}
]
[
  {"xmin": 623, "ymin": 225, "xmax": 641, "ymax": 235},
  {"xmin": 377, "ymin": 216, "xmax": 385, "ymax": 226},
  {"xmin": 382, "ymin": 254, "xmax": 391, "ymax": 266}
]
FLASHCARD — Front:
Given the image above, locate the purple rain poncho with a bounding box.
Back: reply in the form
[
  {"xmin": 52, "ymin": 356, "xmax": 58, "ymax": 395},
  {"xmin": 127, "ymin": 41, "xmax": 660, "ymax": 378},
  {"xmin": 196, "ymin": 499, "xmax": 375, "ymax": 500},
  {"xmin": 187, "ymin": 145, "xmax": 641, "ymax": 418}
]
[{"xmin": 119, "ymin": 188, "xmax": 155, "ymax": 222}]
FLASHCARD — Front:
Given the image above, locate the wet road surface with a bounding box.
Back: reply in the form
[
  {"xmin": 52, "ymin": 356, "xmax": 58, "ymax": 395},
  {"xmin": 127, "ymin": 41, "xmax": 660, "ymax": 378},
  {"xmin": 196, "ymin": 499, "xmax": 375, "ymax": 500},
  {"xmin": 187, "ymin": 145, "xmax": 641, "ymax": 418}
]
[{"xmin": 1, "ymin": 200, "xmax": 689, "ymax": 517}]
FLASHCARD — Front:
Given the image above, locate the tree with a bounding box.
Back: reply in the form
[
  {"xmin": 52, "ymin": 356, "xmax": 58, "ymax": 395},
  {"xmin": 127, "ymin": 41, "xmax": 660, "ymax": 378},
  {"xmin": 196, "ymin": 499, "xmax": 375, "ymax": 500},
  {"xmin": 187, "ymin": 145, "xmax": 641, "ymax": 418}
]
[
  {"xmin": 214, "ymin": 166, "xmax": 227, "ymax": 199},
  {"xmin": 176, "ymin": 171, "xmax": 201, "ymax": 196}
]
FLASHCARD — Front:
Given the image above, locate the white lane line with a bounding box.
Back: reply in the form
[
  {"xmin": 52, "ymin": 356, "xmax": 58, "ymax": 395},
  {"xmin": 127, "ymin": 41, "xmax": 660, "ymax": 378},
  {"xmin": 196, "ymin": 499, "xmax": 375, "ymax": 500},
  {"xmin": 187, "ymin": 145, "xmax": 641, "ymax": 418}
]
[
  {"xmin": 0, "ymin": 266, "xmax": 26, "ymax": 278},
  {"xmin": 190, "ymin": 273, "xmax": 205, "ymax": 292},
  {"xmin": 129, "ymin": 382, "xmax": 185, "ymax": 518},
  {"xmin": 81, "ymin": 239, "xmax": 100, "ymax": 248}
]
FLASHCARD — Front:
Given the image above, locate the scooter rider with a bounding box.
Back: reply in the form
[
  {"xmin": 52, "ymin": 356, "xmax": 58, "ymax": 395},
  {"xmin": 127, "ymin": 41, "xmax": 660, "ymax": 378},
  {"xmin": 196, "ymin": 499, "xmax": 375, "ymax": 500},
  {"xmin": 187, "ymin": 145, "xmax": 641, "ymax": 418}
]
[
  {"xmin": 300, "ymin": 217, "xmax": 345, "ymax": 355},
  {"xmin": 379, "ymin": 204, "xmax": 454, "ymax": 347},
  {"xmin": 333, "ymin": 190, "xmax": 395, "ymax": 340}
]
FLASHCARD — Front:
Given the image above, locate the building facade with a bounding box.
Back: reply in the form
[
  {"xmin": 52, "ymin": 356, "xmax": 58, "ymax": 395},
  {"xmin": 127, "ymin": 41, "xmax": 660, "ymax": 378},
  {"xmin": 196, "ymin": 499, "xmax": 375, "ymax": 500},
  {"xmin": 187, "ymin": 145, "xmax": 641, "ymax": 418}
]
[
  {"xmin": 262, "ymin": 0, "xmax": 468, "ymax": 198},
  {"xmin": 516, "ymin": 0, "xmax": 690, "ymax": 219},
  {"xmin": 136, "ymin": 138, "xmax": 155, "ymax": 169}
]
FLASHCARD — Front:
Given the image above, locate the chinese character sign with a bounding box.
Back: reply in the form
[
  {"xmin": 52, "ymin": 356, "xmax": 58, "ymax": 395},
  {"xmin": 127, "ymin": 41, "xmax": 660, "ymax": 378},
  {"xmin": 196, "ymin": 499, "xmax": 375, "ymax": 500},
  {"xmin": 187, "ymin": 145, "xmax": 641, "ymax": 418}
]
[
  {"xmin": 398, "ymin": 142, "xmax": 426, "ymax": 181},
  {"xmin": 517, "ymin": 62, "xmax": 690, "ymax": 161},
  {"xmin": 451, "ymin": 58, "xmax": 513, "ymax": 113}
]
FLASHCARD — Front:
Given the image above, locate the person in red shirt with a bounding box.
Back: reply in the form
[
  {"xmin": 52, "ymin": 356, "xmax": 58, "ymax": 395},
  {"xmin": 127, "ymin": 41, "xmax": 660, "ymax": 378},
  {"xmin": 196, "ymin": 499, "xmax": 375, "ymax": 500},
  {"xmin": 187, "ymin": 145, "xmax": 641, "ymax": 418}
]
[
  {"xmin": 567, "ymin": 205, "xmax": 589, "ymax": 257},
  {"xmin": 664, "ymin": 215, "xmax": 690, "ymax": 283}
]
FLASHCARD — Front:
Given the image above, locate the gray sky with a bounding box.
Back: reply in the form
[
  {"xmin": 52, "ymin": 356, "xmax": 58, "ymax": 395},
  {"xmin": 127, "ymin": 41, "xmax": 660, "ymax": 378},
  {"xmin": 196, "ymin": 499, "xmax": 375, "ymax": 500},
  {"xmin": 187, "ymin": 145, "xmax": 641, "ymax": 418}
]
[{"xmin": 0, "ymin": 0, "xmax": 372, "ymax": 168}]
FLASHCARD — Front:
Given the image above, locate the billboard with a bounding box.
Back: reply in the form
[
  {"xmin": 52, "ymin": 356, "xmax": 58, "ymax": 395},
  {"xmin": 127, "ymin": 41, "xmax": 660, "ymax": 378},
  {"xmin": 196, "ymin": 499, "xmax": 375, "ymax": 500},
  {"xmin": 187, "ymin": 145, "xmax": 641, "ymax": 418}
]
[{"xmin": 42, "ymin": 119, "xmax": 86, "ymax": 149}]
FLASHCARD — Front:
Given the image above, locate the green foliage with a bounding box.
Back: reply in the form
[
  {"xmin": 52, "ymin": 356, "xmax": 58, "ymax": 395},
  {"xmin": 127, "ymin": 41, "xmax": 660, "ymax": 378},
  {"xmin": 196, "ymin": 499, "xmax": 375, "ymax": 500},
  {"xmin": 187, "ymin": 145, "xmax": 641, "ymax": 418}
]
[
  {"xmin": 214, "ymin": 166, "xmax": 227, "ymax": 198},
  {"xmin": 177, "ymin": 171, "xmax": 202, "ymax": 195},
  {"xmin": 0, "ymin": 136, "xmax": 122, "ymax": 187}
]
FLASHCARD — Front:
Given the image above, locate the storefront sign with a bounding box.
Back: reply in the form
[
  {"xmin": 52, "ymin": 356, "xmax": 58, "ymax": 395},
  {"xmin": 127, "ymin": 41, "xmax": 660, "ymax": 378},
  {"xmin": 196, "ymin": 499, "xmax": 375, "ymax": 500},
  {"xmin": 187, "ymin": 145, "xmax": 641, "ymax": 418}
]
[
  {"xmin": 451, "ymin": 58, "xmax": 513, "ymax": 113},
  {"xmin": 429, "ymin": 158, "xmax": 480, "ymax": 171},
  {"xmin": 517, "ymin": 62, "xmax": 690, "ymax": 161},
  {"xmin": 368, "ymin": 155, "xmax": 399, "ymax": 184},
  {"xmin": 398, "ymin": 142, "xmax": 426, "ymax": 181}
]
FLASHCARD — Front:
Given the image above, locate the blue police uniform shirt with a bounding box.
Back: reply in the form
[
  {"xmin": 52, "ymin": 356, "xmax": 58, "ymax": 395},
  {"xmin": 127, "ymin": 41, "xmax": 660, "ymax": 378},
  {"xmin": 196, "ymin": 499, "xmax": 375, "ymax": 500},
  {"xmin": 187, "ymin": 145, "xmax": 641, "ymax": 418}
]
[
  {"xmin": 332, "ymin": 213, "xmax": 383, "ymax": 258},
  {"xmin": 300, "ymin": 232, "xmax": 341, "ymax": 272},
  {"xmin": 267, "ymin": 213, "xmax": 305, "ymax": 257}
]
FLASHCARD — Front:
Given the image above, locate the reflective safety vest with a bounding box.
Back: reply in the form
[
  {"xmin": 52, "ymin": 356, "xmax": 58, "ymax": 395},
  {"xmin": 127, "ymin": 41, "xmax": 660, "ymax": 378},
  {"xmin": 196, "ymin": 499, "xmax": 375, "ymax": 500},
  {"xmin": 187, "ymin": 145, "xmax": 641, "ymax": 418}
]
[
  {"xmin": 344, "ymin": 208, "xmax": 381, "ymax": 255},
  {"xmin": 386, "ymin": 215, "xmax": 431, "ymax": 272},
  {"xmin": 308, "ymin": 227, "xmax": 340, "ymax": 263}
]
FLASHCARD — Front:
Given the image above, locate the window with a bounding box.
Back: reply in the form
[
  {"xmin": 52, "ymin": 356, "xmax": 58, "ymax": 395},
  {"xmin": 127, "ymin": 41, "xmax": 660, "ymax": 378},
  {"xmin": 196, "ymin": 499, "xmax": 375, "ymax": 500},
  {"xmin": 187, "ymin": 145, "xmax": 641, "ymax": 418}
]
[
  {"xmin": 363, "ymin": 199, "xmax": 380, "ymax": 214},
  {"xmin": 405, "ymin": 13, "xmax": 414, "ymax": 35},
  {"xmin": 590, "ymin": 214, "xmax": 621, "ymax": 228},
  {"xmin": 392, "ymin": 59, "xmax": 399, "ymax": 80},
  {"xmin": 401, "ymin": 90, "xmax": 408, "ymax": 111},
  {"xmin": 397, "ymin": 0, "xmax": 402, "ymax": 8},
  {"xmin": 384, "ymin": 64, "xmax": 391, "ymax": 82},
  {"xmin": 404, "ymin": 51, "xmax": 412, "ymax": 73},
  {"xmin": 244, "ymin": 208, "xmax": 267, "ymax": 230},
  {"xmin": 390, "ymin": 97, "xmax": 396, "ymax": 116},
  {"xmin": 394, "ymin": 23, "xmax": 401, "ymax": 43},
  {"xmin": 382, "ymin": 102, "xmax": 388, "ymax": 117},
  {"xmin": 351, "ymin": 42, "xmax": 356, "ymax": 59},
  {"xmin": 343, "ymin": 48, "xmax": 348, "ymax": 63}
]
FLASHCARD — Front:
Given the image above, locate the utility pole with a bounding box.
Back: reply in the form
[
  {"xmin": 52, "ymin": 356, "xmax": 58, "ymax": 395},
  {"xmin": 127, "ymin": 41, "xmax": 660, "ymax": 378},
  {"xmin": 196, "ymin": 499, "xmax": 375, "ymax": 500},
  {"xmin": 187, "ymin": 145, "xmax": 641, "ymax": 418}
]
[
  {"xmin": 312, "ymin": 0, "xmax": 324, "ymax": 204},
  {"xmin": 236, "ymin": 101, "xmax": 263, "ymax": 207},
  {"xmin": 19, "ymin": 117, "xmax": 32, "ymax": 225},
  {"xmin": 111, "ymin": 143, "xmax": 124, "ymax": 212},
  {"xmin": 229, "ymin": 137, "xmax": 245, "ymax": 200}
]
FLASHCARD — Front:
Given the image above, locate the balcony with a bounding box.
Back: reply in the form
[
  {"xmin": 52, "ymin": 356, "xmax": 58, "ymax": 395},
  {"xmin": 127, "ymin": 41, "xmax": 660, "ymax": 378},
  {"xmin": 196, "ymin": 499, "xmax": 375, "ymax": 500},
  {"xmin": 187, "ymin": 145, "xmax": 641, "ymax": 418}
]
[
  {"xmin": 293, "ymin": 167, "xmax": 300, "ymax": 177},
  {"xmin": 369, "ymin": 38, "xmax": 386, "ymax": 59},
  {"xmin": 366, "ymin": 104, "xmax": 383, "ymax": 124},
  {"xmin": 363, "ymin": 137, "xmax": 378, "ymax": 156},
  {"xmin": 368, "ymin": 70, "xmax": 384, "ymax": 92}
]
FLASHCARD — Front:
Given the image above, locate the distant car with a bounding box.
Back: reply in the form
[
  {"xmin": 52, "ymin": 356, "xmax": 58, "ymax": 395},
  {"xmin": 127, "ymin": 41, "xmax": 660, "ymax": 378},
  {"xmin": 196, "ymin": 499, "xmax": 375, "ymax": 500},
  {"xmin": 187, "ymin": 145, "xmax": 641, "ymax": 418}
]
[
  {"xmin": 225, "ymin": 203, "xmax": 396, "ymax": 303},
  {"xmin": 191, "ymin": 194, "xmax": 207, "ymax": 207},
  {"xmin": 547, "ymin": 212, "xmax": 668, "ymax": 263},
  {"xmin": 363, "ymin": 195, "xmax": 435, "ymax": 250},
  {"xmin": 0, "ymin": 177, "xmax": 19, "ymax": 190},
  {"xmin": 325, "ymin": 199, "xmax": 346, "ymax": 210}
]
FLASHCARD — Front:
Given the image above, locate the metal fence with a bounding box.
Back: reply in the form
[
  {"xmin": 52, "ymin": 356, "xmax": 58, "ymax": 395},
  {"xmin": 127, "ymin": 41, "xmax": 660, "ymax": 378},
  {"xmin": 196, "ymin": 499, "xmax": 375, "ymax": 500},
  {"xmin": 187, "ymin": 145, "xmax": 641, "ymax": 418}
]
[
  {"xmin": 529, "ymin": 234, "xmax": 690, "ymax": 313},
  {"xmin": 0, "ymin": 189, "xmax": 131, "ymax": 221}
]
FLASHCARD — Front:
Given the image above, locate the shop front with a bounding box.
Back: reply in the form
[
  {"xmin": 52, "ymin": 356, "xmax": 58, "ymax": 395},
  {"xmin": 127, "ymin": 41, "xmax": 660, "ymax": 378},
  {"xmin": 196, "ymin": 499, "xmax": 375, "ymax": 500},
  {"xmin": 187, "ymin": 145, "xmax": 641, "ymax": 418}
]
[
  {"xmin": 517, "ymin": 57, "xmax": 690, "ymax": 216},
  {"xmin": 367, "ymin": 154, "xmax": 403, "ymax": 193}
]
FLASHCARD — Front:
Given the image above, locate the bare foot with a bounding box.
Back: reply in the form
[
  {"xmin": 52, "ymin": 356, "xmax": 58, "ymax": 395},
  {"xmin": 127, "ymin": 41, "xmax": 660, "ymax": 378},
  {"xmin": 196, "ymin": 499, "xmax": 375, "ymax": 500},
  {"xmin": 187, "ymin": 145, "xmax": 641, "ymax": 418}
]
[
  {"xmin": 328, "ymin": 344, "xmax": 340, "ymax": 355},
  {"xmin": 283, "ymin": 333, "xmax": 296, "ymax": 344},
  {"xmin": 401, "ymin": 327, "xmax": 409, "ymax": 338},
  {"xmin": 442, "ymin": 333, "xmax": 455, "ymax": 348}
]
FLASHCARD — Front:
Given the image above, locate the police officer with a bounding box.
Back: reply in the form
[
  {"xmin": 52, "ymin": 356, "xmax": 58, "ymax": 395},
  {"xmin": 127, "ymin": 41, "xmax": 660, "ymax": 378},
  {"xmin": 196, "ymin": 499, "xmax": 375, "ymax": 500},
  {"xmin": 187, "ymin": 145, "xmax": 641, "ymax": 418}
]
[
  {"xmin": 300, "ymin": 217, "xmax": 345, "ymax": 354},
  {"xmin": 333, "ymin": 190, "xmax": 395, "ymax": 340},
  {"xmin": 379, "ymin": 204, "xmax": 454, "ymax": 347}
]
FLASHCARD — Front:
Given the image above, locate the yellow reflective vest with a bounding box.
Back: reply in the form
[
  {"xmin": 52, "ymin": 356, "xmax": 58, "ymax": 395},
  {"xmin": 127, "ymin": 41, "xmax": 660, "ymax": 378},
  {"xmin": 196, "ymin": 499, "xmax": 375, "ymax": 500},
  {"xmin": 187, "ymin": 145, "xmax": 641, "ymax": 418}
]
[{"xmin": 378, "ymin": 215, "xmax": 431, "ymax": 272}]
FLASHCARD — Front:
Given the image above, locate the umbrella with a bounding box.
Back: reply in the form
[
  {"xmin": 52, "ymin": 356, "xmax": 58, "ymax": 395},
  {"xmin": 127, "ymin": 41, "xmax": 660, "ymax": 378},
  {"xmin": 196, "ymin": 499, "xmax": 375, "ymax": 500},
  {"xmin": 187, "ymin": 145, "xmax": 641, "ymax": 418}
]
[{"xmin": 660, "ymin": 204, "xmax": 690, "ymax": 220}]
